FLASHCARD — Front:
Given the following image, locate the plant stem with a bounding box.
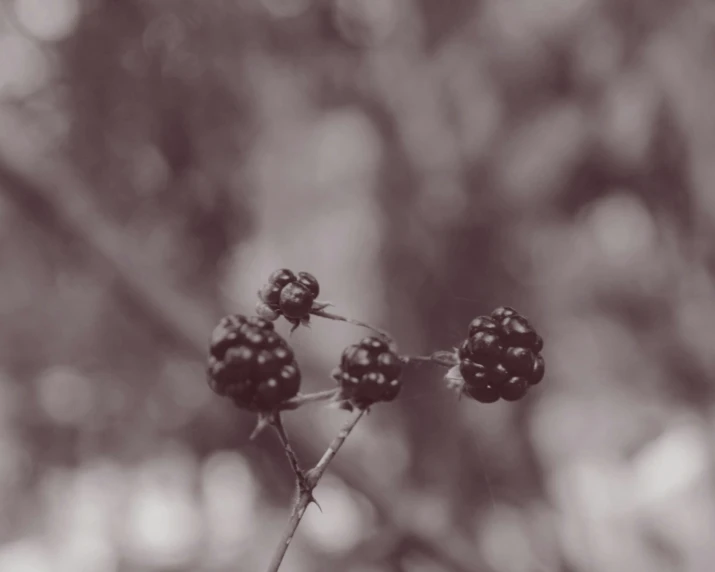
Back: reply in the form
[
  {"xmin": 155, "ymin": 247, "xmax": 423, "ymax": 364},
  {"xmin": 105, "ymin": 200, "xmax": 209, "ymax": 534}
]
[
  {"xmin": 270, "ymin": 413, "xmax": 307, "ymax": 486},
  {"xmin": 265, "ymin": 409, "xmax": 366, "ymax": 572},
  {"xmin": 305, "ymin": 409, "xmax": 365, "ymax": 486},
  {"xmin": 310, "ymin": 308, "xmax": 394, "ymax": 345}
]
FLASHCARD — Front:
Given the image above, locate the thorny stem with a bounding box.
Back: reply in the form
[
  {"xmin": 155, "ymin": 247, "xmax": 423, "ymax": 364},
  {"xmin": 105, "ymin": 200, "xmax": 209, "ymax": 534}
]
[{"xmin": 266, "ymin": 409, "xmax": 366, "ymax": 572}]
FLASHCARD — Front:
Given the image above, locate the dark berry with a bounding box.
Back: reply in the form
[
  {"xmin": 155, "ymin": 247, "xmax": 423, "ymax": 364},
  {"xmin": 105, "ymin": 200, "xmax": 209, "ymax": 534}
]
[
  {"xmin": 207, "ymin": 313, "xmax": 301, "ymax": 410},
  {"xmin": 465, "ymin": 384, "xmax": 500, "ymax": 403},
  {"xmin": 335, "ymin": 338, "xmax": 403, "ymax": 407},
  {"xmin": 268, "ymin": 268, "xmax": 296, "ymax": 288},
  {"xmin": 491, "ymin": 306, "xmax": 518, "ymax": 321},
  {"xmin": 531, "ymin": 354, "xmax": 545, "ymax": 384},
  {"xmin": 296, "ymin": 271, "xmax": 320, "ymax": 298},
  {"xmin": 467, "ymin": 331, "xmax": 502, "ymax": 363},
  {"xmin": 456, "ymin": 306, "xmax": 545, "ymax": 404},
  {"xmin": 467, "ymin": 316, "xmax": 500, "ymax": 338},
  {"xmin": 500, "ymin": 315, "xmax": 538, "ymax": 349},
  {"xmin": 503, "ymin": 346, "xmax": 536, "ymax": 377},
  {"xmin": 259, "ymin": 283, "xmax": 283, "ymax": 309},
  {"xmin": 279, "ymin": 282, "xmax": 314, "ymax": 319},
  {"xmin": 500, "ymin": 376, "xmax": 529, "ymax": 401}
]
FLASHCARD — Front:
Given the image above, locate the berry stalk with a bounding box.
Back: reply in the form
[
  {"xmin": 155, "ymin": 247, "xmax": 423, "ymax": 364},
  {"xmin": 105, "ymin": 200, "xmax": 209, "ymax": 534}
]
[{"xmin": 310, "ymin": 307, "xmax": 394, "ymax": 346}]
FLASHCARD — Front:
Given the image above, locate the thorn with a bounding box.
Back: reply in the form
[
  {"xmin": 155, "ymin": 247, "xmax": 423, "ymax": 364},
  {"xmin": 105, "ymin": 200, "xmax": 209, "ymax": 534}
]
[{"xmin": 305, "ymin": 490, "xmax": 322, "ymax": 512}]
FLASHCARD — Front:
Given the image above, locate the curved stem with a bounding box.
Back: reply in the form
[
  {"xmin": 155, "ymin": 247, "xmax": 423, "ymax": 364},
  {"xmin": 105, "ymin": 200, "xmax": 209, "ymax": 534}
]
[{"xmin": 310, "ymin": 308, "xmax": 394, "ymax": 344}]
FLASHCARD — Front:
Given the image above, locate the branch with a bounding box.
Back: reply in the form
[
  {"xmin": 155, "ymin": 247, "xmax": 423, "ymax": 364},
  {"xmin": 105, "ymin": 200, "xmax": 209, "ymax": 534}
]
[{"xmin": 266, "ymin": 409, "xmax": 366, "ymax": 572}]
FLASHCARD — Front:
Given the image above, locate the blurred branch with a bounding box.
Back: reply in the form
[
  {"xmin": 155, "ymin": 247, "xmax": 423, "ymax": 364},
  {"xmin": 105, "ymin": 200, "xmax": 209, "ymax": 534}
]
[{"xmin": 0, "ymin": 139, "xmax": 491, "ymax": 572}]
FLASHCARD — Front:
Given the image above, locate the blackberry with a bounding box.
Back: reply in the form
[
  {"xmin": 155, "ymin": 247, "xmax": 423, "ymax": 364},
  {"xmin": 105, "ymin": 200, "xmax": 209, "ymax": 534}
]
[
  {"xmin": 257, "ymin": 268, "xmax": 322, "ymax": 325},
  {"xmin": 333, "ymin": 336, "xmax": 403, "ymax": 408},
  {"xmin": 207, "ymin": 313, "xmax": 301, "ymax": 411},
  {"xmin": 458, "ymin": 307, "xmax": 544, "ymax": 403}
]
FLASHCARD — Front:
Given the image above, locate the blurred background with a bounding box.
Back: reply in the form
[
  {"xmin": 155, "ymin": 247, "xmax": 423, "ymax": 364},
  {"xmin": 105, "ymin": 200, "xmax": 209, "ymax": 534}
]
[{"xmin": 1, "ymin": 0, "xmax": 715, "ymax": 571}]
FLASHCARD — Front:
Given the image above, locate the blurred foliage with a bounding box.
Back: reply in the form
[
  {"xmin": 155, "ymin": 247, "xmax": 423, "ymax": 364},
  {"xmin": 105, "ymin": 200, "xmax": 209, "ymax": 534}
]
[{"xmin": 1, "ymin": 0, "xmax": 715, "ymax": 571}]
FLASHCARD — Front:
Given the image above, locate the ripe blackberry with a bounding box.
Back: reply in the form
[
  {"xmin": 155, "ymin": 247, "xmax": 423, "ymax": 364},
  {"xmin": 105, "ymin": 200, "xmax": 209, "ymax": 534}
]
[
  {"xmin": 207, "ymin": 314, "xmax": 301, "ymax": 411},
  {"xmin": 332, "ymin": 336, "xmax": 403, "ymax": 408},
  {"xmin": 458, "ymin": 307, "xmax": 544, "ymax": 403},
  {"xmin": 257, "ymin": 268, "xmax": 322, "ymax": 325}
]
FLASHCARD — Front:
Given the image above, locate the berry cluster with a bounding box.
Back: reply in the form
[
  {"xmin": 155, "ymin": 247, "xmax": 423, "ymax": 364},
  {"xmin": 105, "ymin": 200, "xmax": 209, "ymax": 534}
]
[
  {"xmin": 457, "ymin": 306, "xmax": 544, "ymax": 403},
  {"xmin": 332, "ymin": 336, "xmax": 403, "ymax": 409},
  {"xmin": 257, "ymin": 269, "xmax": 320, "ymax": 326},
  {"xmin": 207, "ymin": 314, "xmax": 301, "ymax": 411}
]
